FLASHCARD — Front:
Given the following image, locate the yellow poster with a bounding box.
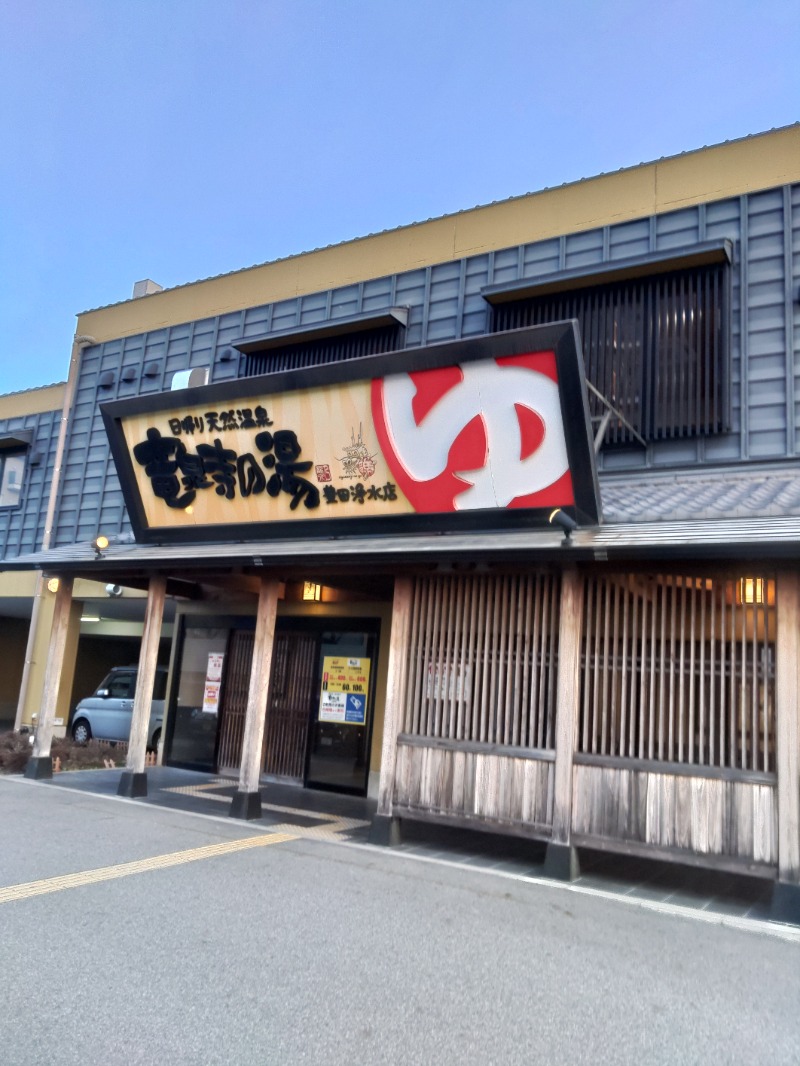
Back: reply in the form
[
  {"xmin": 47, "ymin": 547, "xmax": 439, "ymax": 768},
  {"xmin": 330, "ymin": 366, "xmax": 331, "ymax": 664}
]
[{"xmin": 319, "ymin": 656, "xmax": 371, "ymax": 725}]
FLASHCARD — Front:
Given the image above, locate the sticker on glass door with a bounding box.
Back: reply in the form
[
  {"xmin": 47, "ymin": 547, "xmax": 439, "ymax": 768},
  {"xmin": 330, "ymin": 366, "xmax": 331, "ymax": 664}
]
[{"xmin": 319, "ymin": 656, "xmax": 371, "ymax": 725}]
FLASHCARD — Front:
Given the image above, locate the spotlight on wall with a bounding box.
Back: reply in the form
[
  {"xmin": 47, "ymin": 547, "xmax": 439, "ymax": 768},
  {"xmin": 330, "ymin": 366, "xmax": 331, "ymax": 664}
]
[
  {"xmin": 548, "ymin": 508, "xmax": 578, "ymax": 542},
  {"xmin": 105, "ymin": 584, "xmax": 123, "ymax": 598},
  {"xmin": 92, "ymin": 534, "xmax": 109, "ymax": 558}
]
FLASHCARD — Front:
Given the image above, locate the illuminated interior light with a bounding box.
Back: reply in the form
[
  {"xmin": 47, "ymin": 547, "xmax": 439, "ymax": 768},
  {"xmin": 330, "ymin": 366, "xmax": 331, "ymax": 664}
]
[{"xmin": 738, "ymin": 578, "xmax": 764, "ymax": 605}]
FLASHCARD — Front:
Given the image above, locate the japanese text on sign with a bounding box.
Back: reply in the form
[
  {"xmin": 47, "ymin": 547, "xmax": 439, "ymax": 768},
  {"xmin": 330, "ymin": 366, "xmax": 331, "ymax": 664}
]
[{"xmin": 319, "ymin": 656, "xmax": 371, "ymax": 725}]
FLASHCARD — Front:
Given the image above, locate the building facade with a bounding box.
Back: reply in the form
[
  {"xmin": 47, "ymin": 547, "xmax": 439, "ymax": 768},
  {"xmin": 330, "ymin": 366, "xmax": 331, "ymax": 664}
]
[{"xmin": 4, "ymin": 125, "xmax": 800, "ymax": 915}]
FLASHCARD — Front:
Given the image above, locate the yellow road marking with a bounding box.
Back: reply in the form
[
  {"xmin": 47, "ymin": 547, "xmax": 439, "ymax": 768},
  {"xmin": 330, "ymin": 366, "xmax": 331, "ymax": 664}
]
[{"xmin": 0, "ymin": 832, "xmax": 296, "ymax": 905}]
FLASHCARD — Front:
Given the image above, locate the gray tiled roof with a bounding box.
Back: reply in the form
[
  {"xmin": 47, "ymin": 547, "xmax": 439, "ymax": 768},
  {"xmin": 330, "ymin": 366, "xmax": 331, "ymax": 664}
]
[{"xmin": 600, "ymin": 466, "xmax": 800, "ymax": 523}]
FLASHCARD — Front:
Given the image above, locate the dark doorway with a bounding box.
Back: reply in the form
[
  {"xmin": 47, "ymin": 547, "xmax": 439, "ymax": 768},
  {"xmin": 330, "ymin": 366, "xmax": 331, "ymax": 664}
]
[
  {"xmin": 263, "ymin": 629, "xmax": 318, "ymax": 779},
  {"xmin": 263, "ymin": 617, "xmax": 380, "ymax": 796},
  {"xmin": 165, "ymin": 613, "xmax": 380, "ymax": 795},
  {"xmin": 304, "ymin": 626, "xmax": 378, "ymax": 795}
]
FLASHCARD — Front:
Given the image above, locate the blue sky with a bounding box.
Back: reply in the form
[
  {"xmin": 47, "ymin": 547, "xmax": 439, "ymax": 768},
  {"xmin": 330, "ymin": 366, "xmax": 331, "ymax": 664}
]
[{"xmin": 0, "ymin": 0, "xmax": 797, "ymax": 393}]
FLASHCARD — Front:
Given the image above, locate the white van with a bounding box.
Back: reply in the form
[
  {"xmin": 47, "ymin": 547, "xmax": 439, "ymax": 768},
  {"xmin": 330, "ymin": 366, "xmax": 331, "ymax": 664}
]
[{"xmin": 70, "ymin": 666, "xmax": 167, "ymax": 749}]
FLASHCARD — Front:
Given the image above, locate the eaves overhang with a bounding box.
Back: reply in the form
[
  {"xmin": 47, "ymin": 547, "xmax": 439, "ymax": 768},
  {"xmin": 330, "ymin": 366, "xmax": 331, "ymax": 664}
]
[
  {"xmin": 481, "ymin": 239, "xmax": 733, "ymax": 305},
  {"xmin": 231, "ymin": 307, "xmax": 409, "ymax": 355},
  {"xmin": 0, "ymin": 429, "xmax": 34, "ymax": 450},
  {"xmin": 4, "ymin": 515, "xmax": 800, "ymax": 580}
]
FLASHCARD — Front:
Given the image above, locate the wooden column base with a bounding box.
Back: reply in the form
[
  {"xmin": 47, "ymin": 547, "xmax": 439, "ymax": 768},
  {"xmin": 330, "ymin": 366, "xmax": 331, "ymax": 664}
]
[
  {"xmin": 771, "ymin": 882, "xmax": 800, "ymax": 925},
  {"xmin": 230, "ymin": 791, "xmax": 262, "ymax": 820},
  {"xmin": 117, "ymin": 771, "xmax": 148, "ymax": 798},
  {"xmin": 544, "ymin": 842, "xmax": 580, "ymax": 881},
  {"xmin": 24, "ymin": 755, "xmax": 52, "ymax": 780},
  {"xmin": 369, "ymin": 814, "xmax": 402, "ymax": 846}
]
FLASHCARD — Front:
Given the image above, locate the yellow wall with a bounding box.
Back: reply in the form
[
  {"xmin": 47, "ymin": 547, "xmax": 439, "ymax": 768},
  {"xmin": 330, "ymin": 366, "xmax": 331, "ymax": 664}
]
[
  {"xmin": 0, "ymin": 383, "xmax": 64, "ymax": 420},
  {"xmin": 76, "ymin": 125, "xmax": 800, "ymax": 346}
]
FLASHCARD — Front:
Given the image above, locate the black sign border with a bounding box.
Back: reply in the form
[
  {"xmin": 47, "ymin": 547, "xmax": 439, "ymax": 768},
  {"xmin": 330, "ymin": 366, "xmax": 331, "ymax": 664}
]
[{"xmin": 102, "ymin": 322, "xmax": 602, "ymax": 545}]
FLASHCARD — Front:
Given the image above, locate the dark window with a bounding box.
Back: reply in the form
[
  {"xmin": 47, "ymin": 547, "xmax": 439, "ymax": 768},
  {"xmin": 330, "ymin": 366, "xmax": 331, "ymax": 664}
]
[
  {"xmin": 492, "ymin": 263, "xmax": 729, "ymax": 445},
  {"xmin": 242, "ymin": 322, "xmax": 404, "ymax": 377},
  {"xmin": 0, "ymin": 449, "xmax": 26, "ymax": 507},
  {"xmin": 153, "ymin": 670, "xmax": 168, "ymax": 701},
  {"xmin": 107, "ymin": 673, "xmax": 136, "ymax": 699}
]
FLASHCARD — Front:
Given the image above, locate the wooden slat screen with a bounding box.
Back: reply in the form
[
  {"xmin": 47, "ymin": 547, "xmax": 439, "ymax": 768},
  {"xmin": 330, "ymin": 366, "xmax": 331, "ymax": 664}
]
[
  {"xmin": 492, "ymin": 264, "xmax": 728, "ymax": 445},
  {"xmin": 243, "ymin": 324, "xmax": 403, "ymax": 377},
  {"xmin": 263, "ymin": 630, "xmax": 318, "ymax": 779},
  {"xmin": 216, "ymin": 630, "xmax": 254, "ymax": 770},
  {"xmin": 403, "ymin": 572, "xmax": 560, "ymax": 748},
  {"xmin": 578, "ymin": 573, "xmax": 776, "ymax": 773}
]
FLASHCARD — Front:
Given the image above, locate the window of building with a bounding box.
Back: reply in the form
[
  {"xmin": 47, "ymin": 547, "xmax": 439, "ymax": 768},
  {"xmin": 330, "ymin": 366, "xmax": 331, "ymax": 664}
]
[
  {"xmin": 485, "ymin": 248, "xmax": 731, "ymax": 447},
  {"xmin": 234, "ymin": 308, "xmax": 408, "ymax": 377},
  {"xmin": 0, "ymin": 448, "xmax": 26, "ymax": 508}
]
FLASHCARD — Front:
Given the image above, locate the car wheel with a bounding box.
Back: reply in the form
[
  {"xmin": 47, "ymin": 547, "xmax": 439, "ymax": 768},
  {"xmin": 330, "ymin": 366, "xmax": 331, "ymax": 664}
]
[
  {"xmin": 72, "ymin": 719, "xmax": 92, "ymax": 744},
  {"xmin": 149, "ymin": 729, "xmax": 161, "ymax": 752}
]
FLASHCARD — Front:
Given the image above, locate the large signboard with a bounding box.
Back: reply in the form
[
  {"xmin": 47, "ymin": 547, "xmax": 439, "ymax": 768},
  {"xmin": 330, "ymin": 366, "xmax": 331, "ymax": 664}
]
[{"xmin": 102, "ymin": 324, "xmax": 600, "ymax": 543}]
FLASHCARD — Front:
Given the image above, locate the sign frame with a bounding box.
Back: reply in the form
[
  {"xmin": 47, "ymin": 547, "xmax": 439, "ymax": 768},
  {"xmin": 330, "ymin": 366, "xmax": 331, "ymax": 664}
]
[{"xmin": 102, "ymin": 322, "xmax": 601, "ymax": 545}]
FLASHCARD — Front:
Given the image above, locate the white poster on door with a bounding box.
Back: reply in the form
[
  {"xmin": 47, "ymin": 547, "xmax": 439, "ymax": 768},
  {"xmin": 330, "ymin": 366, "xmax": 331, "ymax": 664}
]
[{"xmin": 202, "ymin": 653, "xmax": 225, "ymax": 714}]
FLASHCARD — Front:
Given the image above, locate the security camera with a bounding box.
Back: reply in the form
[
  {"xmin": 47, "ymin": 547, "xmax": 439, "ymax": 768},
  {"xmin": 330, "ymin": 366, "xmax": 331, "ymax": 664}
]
[{"xmin": 105, "ymin": 584, "xmax": 123, "ymax": 598}]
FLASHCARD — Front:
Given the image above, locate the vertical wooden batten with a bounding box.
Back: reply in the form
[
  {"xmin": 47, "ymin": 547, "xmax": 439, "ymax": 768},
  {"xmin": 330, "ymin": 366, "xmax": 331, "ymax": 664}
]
[
  {"xmin": 370, "ymin": 576, "xmax": 413, "ymax": 845},
  {"xmin": 118, "ymin": 574, "xmax": 167, "ymax": 798},
  {"xmin": 545, "ymin": 568, "xmax": 584, "ymax": 879},
  {"xmin": 230, "ymin": 576, "xmax": 281, "ymax": 820},
  {"xmin": 25, "ymin": 575, "xmax": 74, "ymax": 779},
  {"xmin": 775, "ymin": 573, "xmax": 800, "ymax": 887}
]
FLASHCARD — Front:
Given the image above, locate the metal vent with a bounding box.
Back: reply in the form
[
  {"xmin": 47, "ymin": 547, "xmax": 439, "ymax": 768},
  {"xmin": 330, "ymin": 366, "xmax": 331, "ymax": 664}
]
[
  {"xmin": 242, "ymin": 322, "xmax": 404, "ymax": 377},
  {"xmin": 493, "ymin": 264, "xmax": 730, "ymax": 445}
]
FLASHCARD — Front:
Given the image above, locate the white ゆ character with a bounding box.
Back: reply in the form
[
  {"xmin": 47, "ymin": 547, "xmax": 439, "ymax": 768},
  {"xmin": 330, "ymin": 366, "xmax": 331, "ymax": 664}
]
[{"xmin": 379, "ymin": 358, "xmax": 570, "ymax": 510}]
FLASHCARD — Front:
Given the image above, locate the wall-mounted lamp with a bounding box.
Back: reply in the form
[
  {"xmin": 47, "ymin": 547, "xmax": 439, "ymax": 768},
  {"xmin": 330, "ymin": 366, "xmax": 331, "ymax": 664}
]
[
  {"xmin": 549, "ymin": 508, "xmax": 578, "ymax": 542},
  {"xmin": 92, "ymin": 534, "xmax": 109, "ymax": 558},
  {"xmin": 105, "ymin": 584, "xmax": 123, "ymax": 598},
  {"xmin": 46, "ymin": 577, "xmax": 60, "ymax": 594},
  {"xmin": 303, "ymin": 582, "xmax": 322, "ymax": 601}
]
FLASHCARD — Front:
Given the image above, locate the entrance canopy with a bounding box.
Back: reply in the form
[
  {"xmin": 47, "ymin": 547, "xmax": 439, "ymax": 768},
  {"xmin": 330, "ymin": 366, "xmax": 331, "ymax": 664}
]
[{"xmin": 5, "ymin": 512, "xmax": 800, "ymax": 585}]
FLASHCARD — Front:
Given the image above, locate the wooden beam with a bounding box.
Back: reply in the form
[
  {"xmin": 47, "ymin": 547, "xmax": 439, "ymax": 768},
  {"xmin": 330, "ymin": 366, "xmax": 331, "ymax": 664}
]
[
  {"xmin": 231, "ymin": 576, "xmax": 281, "ymax": 819},
  {"xmin": 776, "ymin": 571, "xmax": 800, "ymax": 883},
  {"xmin": 376, "ymin": 577, "xmax": 414, "ymax": 819},
  {"xmin": 118, "ymin": 575, "xmax": 166, "ymax": 797},
  {"xmin": 549, "ymin": 569, "xmax": 585, "ymax": 847},
  {"xmin": 25, "ymin": 575, "xmax": 74, "ymax": 779}
]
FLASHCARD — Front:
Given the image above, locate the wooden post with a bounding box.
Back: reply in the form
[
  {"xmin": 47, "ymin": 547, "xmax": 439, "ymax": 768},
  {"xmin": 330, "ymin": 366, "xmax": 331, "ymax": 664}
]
[
  {"xmin": 25, "ymin": 575, "xmax": 74, "ymax": 779},
  {"xmin": 371, "ymin": 576, "xmax": 413, "ymax": 845},
  {"xmin": 230, "ymin": 576, "xmax": 280, "ymax": 820},
  {"xmin": 545, "ymin": 567, "xmax": 584, "ymax": 880},
  {"xmin": 773, "ymin": 572, "xmax": 800, "ymax": 921},
  {"xmin": 118, "ymin": 575, "xmax": 166, "ymax": 798}
]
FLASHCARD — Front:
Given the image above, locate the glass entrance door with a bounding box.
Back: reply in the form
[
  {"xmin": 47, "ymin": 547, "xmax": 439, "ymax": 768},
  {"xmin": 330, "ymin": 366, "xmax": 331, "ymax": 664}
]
[{"xmin": 304, "ymin": 626, "xmax": 378, "ymax": 795}]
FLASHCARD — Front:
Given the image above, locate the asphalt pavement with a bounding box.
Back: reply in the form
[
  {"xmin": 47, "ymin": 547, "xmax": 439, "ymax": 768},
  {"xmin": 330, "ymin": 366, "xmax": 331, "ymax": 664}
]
[{"xmin": 1, "ymin": 776, "xmax": 799, "ymax": 1066}]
